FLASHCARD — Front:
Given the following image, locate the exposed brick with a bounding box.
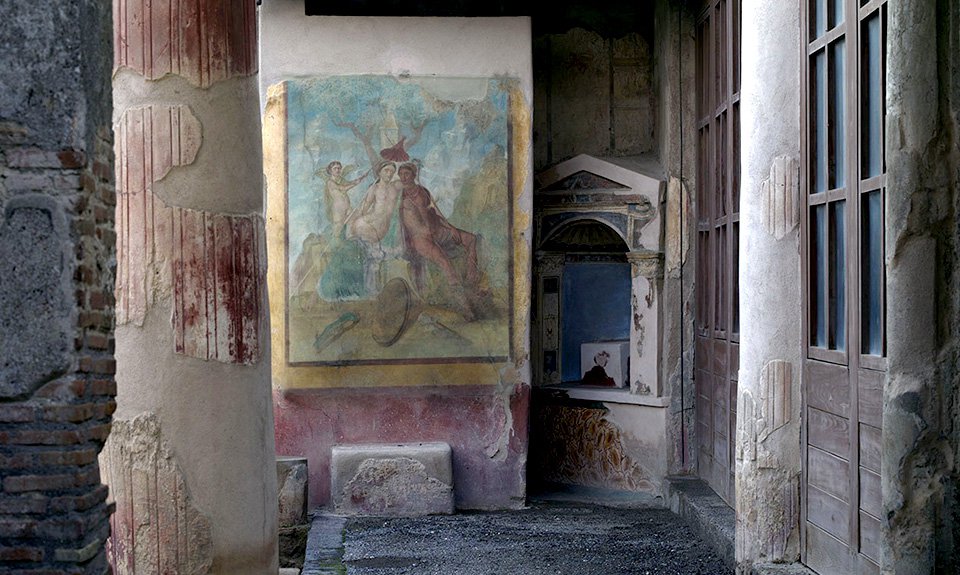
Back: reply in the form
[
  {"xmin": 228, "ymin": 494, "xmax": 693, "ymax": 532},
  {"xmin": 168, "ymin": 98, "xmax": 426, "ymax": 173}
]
[
  {"xmin": 0, "ymin": 429, "xmax": 83, "ymax": 446},
  {"xmin": 57, "ymin": 150, "xmax": 86, "ymax": 169},
  {"xmin": 40, "ymin": 403, "xmax": 114, "ymax": 424},
  {"xmin": 36, "ymin": 516, "xmax": 84, "ymax": 540},
  {"xmin": 6, "ymin": 148, "xmax": 62, "ymax": 168},
  {"xmin": 98, "ymin": 186, "xmax": 115, "ymax": 206},
  {"xmin": 73, "ymin": 194, "xmax": 88, "ymax": 214},
  {"xmin": 92, "ymin": 206, "xmax": 110, "ymax": 225},
  {"xmin": 49, "ymin": 485, "xmax": 108, "ymax": 513},
  {"xmin": 0, "ymin": 452, "xmax": 37, "ymax": 469},
  {"xmin": 84, "ymin": 380, "xmax": 116, "ymax": 397},
  {"xmin": 91, "ymin": 161, "xmax": 111, "ymax": 182},
  {"xmin": 74, "ymin": 267, "xmax": 95, "ymax": 286},
  {"xmin": 35, "ymin": 448, "xmax": 100, "ymax": 467},
  {"xmin": 88, "ymin": 292, "xmax": 107, "ymax": 311},
  {"xmin": 0, "ymin": 404, "xmax": 36, "ymax": 423},
  {"xmin": 76, "ymin": 218, "xmax": 95, "ymax": 236},
  {"xmin": 4, "ymin": 473, "xmax": 75, "ymax": 493},
  {"xmin": 80, "ymin": 172, "xmax": 97, "ymax": 193},
  {"xmin": 4, "ymin": 171, "xmax": 51, "ymax": 191},
  {"xmin": 78, "ymin": 358, "xmax": 115, "ymax": 375},
  {"xmin": 83, "ymin": 332, "xmax": 110, "ymax": 350},
  {"xmin": 83, "ymin": 424, "xmax": 111, "ymax": 443},
  {"xmin": 0, "ymin": 545, "xmax": 44, "ymax": 562},
  {"xmin": 0, "ymin": 518, "xmax": 37, "ymax": 537},
  {"xmin": 0, "ymin": 495, "xmax": 47, "ymax": 515},
  {"xmin": 55, "ymin": 537, "xmax": 101, "ymax": 563},
  {"xmin": 33, "ymin": 378, "xmax": 85, "ymax": 401}
]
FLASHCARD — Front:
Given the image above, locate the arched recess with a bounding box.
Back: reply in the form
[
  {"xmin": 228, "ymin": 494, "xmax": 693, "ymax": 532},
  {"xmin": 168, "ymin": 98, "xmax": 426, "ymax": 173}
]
[
  {"xmin": 538, "ymin": 217, "xmax": 631, "ymax": 384},
  {"xmin": 529, "ymin": 154, "xmax": 669, "ymax": 496}
]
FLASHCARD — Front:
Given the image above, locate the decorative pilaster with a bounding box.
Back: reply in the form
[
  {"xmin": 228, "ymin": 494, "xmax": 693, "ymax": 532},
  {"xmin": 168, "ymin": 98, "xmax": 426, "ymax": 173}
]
[{"xmin": 627, "ymin": 250, "xmax": 662, "ymax": 396}]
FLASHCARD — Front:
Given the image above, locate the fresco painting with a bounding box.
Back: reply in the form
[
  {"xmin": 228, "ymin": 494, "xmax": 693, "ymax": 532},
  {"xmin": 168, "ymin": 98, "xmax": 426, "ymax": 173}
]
[{"xmin": 285, "ymin": 76, "xmax": 513, "ymax": 365}]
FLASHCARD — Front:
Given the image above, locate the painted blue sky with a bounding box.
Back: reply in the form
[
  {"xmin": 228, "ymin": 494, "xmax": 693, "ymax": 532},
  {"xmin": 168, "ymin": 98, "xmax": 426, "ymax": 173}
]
[{"xmin": 285, "ymin": 75, "xmax": 509, "ymax": 266}]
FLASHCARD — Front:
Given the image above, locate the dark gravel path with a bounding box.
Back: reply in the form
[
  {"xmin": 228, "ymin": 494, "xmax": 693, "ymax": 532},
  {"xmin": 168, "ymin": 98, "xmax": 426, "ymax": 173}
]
[{"xmin": 340, "ymin": 499, "xmax": 733, "ymax": 575}]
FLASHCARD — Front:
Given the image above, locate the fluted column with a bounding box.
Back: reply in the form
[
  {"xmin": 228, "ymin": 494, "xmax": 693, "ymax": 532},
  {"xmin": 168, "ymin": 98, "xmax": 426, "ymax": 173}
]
[{"xmin": 104, "ymin": 1, "xmax": 278, "ymax": 573}]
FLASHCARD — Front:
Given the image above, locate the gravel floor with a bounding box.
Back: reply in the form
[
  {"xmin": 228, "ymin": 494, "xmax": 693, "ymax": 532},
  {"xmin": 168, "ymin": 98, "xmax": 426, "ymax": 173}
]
[{"xmin": 341, "ymin": 498, "xmax": 733, "ymax": 575}]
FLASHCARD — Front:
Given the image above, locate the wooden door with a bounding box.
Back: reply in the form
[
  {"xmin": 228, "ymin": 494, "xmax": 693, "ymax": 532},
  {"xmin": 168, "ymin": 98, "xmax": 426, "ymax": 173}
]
[
  {"xmin": 801, "ymin": 1, "xmax": 887, "ymax": 572},
  {"xmin": 695, "ymin": 0, "xmax": 740, "ymax": 506}
]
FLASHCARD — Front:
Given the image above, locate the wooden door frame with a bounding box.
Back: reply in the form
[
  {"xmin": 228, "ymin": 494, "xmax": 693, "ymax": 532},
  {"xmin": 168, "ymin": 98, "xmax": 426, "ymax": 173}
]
[{"xmin": 800, "ymin": 0, "xmax": 888, "ymax": 571}]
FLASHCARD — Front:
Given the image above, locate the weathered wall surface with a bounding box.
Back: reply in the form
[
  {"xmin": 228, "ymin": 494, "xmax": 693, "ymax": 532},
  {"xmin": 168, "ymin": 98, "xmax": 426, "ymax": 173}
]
[
  {"xmin": 104, "ymin": 1, "xmax": 278, "ymax": 573},
  {"xmin": 261, "ymin": 5, "xmax": 533, "ymax": 511},
  {"xmin": 654, "ymin": 0, "xmax": 697, "ymax": 477},
  {"xmin": 735, "ymin": 1, "xmax": 803, "ymax": 570},
  {"xmin": 533, "ymin": 28, "xmax": 656, "ymax": 171},
  {"xmin": 529, "ymin": 398, "xmax": 666, "ymax": 496},
  {"xmin": 883, "ymin": 0, "xmax": 960, "ymax": 572},
  {"xmin": 0, "ymin": 1, "xmax": 116, "ymax": 572}
]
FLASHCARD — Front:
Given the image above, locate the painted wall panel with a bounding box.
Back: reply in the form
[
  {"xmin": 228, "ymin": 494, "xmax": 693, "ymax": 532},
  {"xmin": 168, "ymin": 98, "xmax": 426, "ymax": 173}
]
[{"xmin": 260, "ymin": 7, "xmax": 532, "ymax": 510}]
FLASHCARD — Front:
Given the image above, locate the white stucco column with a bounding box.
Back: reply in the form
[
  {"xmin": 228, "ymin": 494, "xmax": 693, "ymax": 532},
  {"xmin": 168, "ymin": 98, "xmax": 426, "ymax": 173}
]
[
  {"xmin": 735, "ymin": 1, "xmax": 803, "ymax": 570},
  {"xmin": 102, "ymin": 2, "xmax": 278, "ymax": 573}
]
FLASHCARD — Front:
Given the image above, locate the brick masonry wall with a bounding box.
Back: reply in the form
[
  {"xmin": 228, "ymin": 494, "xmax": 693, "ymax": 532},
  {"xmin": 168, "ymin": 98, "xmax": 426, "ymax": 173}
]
[
  {"xmin": 0, "ymin": 127, "xmax": 117, "ymax": 575},
  {"xmin": 0, "ymin": 1, "xmax": 115, "ymax": 573}
]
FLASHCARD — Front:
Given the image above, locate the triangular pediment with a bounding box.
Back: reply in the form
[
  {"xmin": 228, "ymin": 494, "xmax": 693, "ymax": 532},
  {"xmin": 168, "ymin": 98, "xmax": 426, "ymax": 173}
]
[{"xmin": 535, "ymin": 154, "xmax": 664, "ymax": 197}]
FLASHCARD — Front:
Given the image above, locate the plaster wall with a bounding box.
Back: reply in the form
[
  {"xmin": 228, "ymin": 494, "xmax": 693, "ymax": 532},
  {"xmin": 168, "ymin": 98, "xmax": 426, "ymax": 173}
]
[
  {"xmin": 532, "ymin": 28, "xmax": 656, "ymax": 171},
  {"xmin": 883, "ymin": 0, "xmax": 960, "ymax": 571},
  {"xmin": 105, "ymin": 2, "xmax": 278, "ymax": 573},
  {"xmin": 735, "ymin": 0, "xmax": 803, "ymax": 570},
  {"xmin": 654, "ymin": 0, "xmax": 697, "ymax": 476},
  {"xmin": 530, "ymin": 397, "xmax": 668, "ymax": 497},
  {"xmin": 260, "ymin": 2, "xmax": 533, "ymax": 510}
]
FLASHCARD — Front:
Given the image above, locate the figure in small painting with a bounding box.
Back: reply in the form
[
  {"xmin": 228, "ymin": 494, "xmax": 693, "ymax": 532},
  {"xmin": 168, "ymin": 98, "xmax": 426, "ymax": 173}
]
[{"xmin": 582, "ymin": 350, "xmax": 616, "ymax": 387}]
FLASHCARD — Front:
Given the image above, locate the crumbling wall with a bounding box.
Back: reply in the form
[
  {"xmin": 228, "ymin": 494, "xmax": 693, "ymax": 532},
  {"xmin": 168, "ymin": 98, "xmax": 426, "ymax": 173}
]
[
  {"xmin": 533, "ymin": 28, "xmax": 657, "ymax": 170},
  {"xmin": 654, "ymin": 0, "xmax": 697, "ymax": 477},
  {"xmin": 0, "ymin": 1, "xmax": 116, "ymax": 572},
  {"xmin": 883, "ymin": 0, "xmax": 960, "ymax": 571}
]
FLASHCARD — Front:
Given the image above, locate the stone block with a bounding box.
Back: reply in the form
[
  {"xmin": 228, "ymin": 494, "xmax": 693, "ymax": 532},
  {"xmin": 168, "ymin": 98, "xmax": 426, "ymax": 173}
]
[
  {"xmin": 277, "ymin": 456, "xmax": 308, "ymax": 528},
  {"xmin": 330, "ymin": 443, "xmax": 454, "ymax": 517},
  {"xmin": 0, "ymin": 195, "xmax": 72, "ymax": 400}
]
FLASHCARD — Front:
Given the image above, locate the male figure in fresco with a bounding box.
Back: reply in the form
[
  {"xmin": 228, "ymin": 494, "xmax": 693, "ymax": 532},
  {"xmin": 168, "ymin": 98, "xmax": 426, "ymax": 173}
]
[{"xmin": 397, "ymin": 162, "xmax": 486, "ymax": 320}]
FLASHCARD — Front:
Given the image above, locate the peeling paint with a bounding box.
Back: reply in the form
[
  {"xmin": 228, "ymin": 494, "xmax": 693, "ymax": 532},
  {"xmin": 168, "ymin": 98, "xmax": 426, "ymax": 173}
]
[
  {"xmin": 665, "ymin": 177, "xmax": 689, "ymax": 276},
  {"xmin": 485, "ymin": 366, "xmax": 523, "ymax": 461},
  {"xmin": 113, "ymin": 0, "xmax": 257, "ymax": 88},
  {"xmin": 101, "ymin": 414, "xmax": 214, "ymax": 575}
]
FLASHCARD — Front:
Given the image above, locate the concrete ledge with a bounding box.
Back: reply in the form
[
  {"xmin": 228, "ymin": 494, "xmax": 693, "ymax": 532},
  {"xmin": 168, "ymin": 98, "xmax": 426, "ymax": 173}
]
[
  {"xmin": 330, "ymin": 442, "xmax": 454, "ymax": 516},
  {"xmin": 301, "ymin": 512, "xmax": 346, "ymax": 575},
  {"xmin": 751, "ymin": 563, "xmax": 817, "ymax": 575},
  {"xmin": 664, "ymin": 476, "xmax": 736, "ymax": 571}
]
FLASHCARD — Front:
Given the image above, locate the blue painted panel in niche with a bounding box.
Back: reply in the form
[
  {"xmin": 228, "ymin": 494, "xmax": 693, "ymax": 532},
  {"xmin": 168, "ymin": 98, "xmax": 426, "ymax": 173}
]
[{"xmin": 560, "ymin": 262, "xmax": 631, "ymax": 382}]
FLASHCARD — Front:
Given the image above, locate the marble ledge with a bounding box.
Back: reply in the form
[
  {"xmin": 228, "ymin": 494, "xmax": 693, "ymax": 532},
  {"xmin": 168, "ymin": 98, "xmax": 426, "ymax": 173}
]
[{"xmin": 538, "ymin": 384, "xmax": 670, "ymax": 407}]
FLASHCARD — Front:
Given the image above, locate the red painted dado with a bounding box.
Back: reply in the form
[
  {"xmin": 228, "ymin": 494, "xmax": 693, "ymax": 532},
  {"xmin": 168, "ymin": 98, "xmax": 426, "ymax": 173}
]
[
  {"xmin": 274, "ymin": 383, "xmax": 531, "ymax": 510},
  {"xmin": 114, "ymin": 0, "xmax": 257, "ymax": 87}
]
